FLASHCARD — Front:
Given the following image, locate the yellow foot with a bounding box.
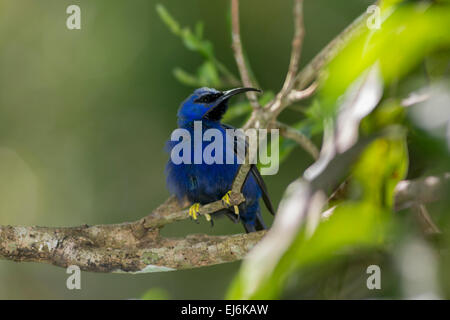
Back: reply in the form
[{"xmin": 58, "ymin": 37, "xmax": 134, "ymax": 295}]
[
  {"xmin": 188, "ymin": 203, "xmax": 200, "ymax": 221},
  {"xmin": 222, "ymin": 191, "xmax": 239, "ymax": 215}
]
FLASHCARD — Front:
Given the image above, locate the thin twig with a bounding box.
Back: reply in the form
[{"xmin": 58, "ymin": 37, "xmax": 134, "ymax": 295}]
[
  {"xmin": 414, "ymin": 204, "xmax": 441, "ymax": 235},
  {"xmin": 280, "ymin": 0, "xmax": 305, "ymax": 96},
  {"xmin": 401, "ymin": 92, "xmax": 430, "ymax": 107},
  {"xmin": 287, "ymin": 81, "xmax": 318, "ymax": 104},
  {"xmin": 267, "ymin": 0, "xmax": 306, "ymax": 117},
  {"xmin": 294, "ymin": 11, "xmax": 367, "ymax": 90},
  {"xmin": 214, "ymin": 59, "xmax": 241, "ymax": 87},
  {"xmin": 231, "ymin": 0, "xmax": 260, "ymax": 109},
  {"xmin": 140, "ymin": 194, "xmax": 246, "ymax": 229},
  {"xmin": 394, "ymin": 173, "xmax": 450, "ymax": 211},
  {"xmin": 276, "ymin": 121, "xmax": 319, "ymax": 160}
]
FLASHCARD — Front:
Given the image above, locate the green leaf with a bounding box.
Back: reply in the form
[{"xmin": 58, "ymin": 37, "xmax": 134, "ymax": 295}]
[
  {"xmin": 141, "ymin": 288, "xmax": 170, "ymax": 300},
  {"xmin": 156, "ymin": 3, "xmax": 238, "ymax": 88},
  {"xmin": 155, "ymin": 4, "xmax": 181, "ymax": 35},
  {"xmin": 197, "ymin": 61, "xmax": 221, "ymax": 87},
  {"xmin": 228, "ymin": 202, "xmax": 387, "ymax": 299},
  {"xmin": 425, "ymin": 51, "xmax": 450, "ymax": 81},
  {"xmin": 228, "ymin": 135, "xmax": 408, "ymax": 299},
  {"xmin": 173, "ymin": 67, "xmax": 203, "ymax": 87},
  {"xmin": 361, "ymin": 100, "xmax": 405, "ymax": 136},
  {"xmin": 173, "ymin": 62, "xmax": 221, "ymax": 88},
  {"xmin": 318, "ymin": 4, "xmax": 450, "ymax": 118},
  {"xmin": 351, "ymin": 137, "xmax": 408, "ymax": 209},
  {"xmin": 195, "ymin": 21, "xmax": 204, "ymax": 39}
]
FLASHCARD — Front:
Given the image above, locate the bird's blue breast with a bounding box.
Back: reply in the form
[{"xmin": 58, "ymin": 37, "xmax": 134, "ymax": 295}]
[{"xmin": 165, "ymin": 121, "xmax": 261, "ymax": 209}]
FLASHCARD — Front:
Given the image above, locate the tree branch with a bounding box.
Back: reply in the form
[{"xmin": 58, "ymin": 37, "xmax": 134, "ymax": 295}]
[
  {"xmin": 0, "ymin": 131, "xmax": 257, "ymax": 273},
  {"xmin": 394, "ymin": 173, "xmax": 450, "ymax": 211},
  {"xmin": 231, "ymin": 0, "xmax": 260, "ymax": 109},
  {"xmin": 267, "ymin": 0, "xmax": 307, "ymax": 118},
  {"xmin": 287, "ymin": 81, "xmax": 318, "ymax": 104},
  {"xmin": 413, "ymin": 204, "xmax": 441, "ymax": 235},
  {"xmin": 0, "ymin": 195, "xmax": 266, "ymax": 273},
  {"xmin": 0, "ymin": 225, "xmax": 266, "ymax": 274},
  {"xmin": 294, "ymin": 11, "xmax": 367, "ymax": 90},
  {"xmin": 275, "ymin": 121, "xmax": 319, "ymax": 160},
  {"xmin": 0, "ymin": 0, "xmax": 279, "ymax": 274},
  {"xmin": 280, "ymin": 0, "xmax": 305, "ymax": 97},
  {"xmin": 1, "ymin": 173, "xmax": 446, "ymax": 272}
]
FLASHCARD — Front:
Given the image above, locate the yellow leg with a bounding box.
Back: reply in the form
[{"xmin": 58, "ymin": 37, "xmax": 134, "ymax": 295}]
[
  {"xmin": 221, "ymin": 191, "xmax": 239, "ymax": 215},
  {"xmin": 188, "ymin": 203, "xmax": 200, "ymax": 220}
]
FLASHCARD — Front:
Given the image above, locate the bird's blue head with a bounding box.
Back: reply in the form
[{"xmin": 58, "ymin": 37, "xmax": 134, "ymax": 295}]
[{"xmin": 177, "ymin": 87, "xmax": 260, "ymax": 126}]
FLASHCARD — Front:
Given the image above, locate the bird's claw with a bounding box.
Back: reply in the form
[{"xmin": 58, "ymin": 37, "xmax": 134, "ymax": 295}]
[
  {"xmin": 222, "ymin": 191, "xmax": 239, "ymax": 215},
  {"xmin": 188, "ymin": 203, "xmax": 200, "ymax": 222},
  {"xmin": 188, "ymin": 203, "xmax": 213, "ymax": 224},
  {"xmin": 222, "ymin": 191, "xmax": 231, "ymax": 206}
]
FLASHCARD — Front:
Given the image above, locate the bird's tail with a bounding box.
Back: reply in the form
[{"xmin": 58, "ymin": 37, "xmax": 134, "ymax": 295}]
[{"xmin": 243, "ymin": 209, "xmax": 267, "ymax": 233}]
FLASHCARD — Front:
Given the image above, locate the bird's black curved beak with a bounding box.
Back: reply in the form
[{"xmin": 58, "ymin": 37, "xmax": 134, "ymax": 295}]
[{"xmin": 212, "ymin": 87, "xmax": 261, "ymax": 109}]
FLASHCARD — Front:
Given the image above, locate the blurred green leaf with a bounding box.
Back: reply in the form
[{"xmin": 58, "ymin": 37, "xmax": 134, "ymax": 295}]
[
  {"xmin": 351, "ymin": 137, "xmax": 408, "ymax": 208},
  {"xmin": 361, "ymin": 100, "xmax": 405, "ymax": 135},
  {"xmin": 197, "ymin": 61, "xmax": 221, "ymax": 87},
  {"xmin": 425, "ymin": 51, "xmax": 450, "ymax": 81},
  {"xmin": 173, "ymin": 62, "xmax": 222, "ymax": 88},
  {"xmin": 318, "ymin": 3, "xmax": 450, "ymax": 119},
  {"xmin": 229, "ymin": 135, "xmax": 408, "ymax": 299},
  {"xmin": 156, "ymin": 3, "xmax": 239, "ymax": 88},
  {"xmin": 195, "ymin": 21, "xmax": 204, "ymax": 39},
  {"xmin": 227, "ymin": 0, "xmax": 440, "ymax": 299},
  {"xmin": 140, "ymin": 288, "xmax": 170, "ymax": 300},
  {"xmin": 155, "ymin": 4, "xmax": 181, "ymax": 34},
  {"xmin": 230, "ymin": 203, "xmax": 388, "ymax": 299},
  {"xmin": 304, "ymin": 99, "xmax": 325, "ymax": 130},
  {"xmin": 173, "ymin": 67, "xmax": 203, "ymax": 87}
]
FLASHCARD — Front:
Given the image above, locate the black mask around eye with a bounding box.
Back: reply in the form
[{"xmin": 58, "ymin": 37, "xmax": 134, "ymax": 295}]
[{"xmin": 194, "ymin": 92, "xmax": 224, "ymax": 104}]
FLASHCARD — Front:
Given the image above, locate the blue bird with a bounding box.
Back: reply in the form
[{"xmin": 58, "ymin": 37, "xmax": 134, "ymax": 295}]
[{"xmin": 165, "ymin": 87, "xmax": 275, "ymax": 233}]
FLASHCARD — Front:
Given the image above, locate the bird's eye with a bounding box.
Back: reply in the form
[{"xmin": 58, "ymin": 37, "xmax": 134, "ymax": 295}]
[{"xmin": 194, "ymin": 93, "xmax": 222, "ymax": 104}]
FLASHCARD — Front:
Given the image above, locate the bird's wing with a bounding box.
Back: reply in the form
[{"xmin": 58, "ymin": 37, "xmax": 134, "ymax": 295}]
[
  {"xmin": 249, "ymin": 163, "xmax": 276, "ymax": 216},
  {"xmin": 221, "ymin": 123, "xmax": 276, "ymax": 216}
]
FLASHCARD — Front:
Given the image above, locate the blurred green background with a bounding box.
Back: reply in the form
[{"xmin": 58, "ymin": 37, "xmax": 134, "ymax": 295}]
[{"xmin": 0, "ymin": 0, "xmax": 373, "ymax": 299}]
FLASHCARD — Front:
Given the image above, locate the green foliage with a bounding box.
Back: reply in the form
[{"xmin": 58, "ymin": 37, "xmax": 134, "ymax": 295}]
[
  {"xmin": 173, "ymin": 62, "xmax": 221, "ymax": 88},
  {"xmin": 156, "ymin": 4, "xmax": 238, "ymax": 89},
  {"xmin": 228, "ymin": 0, "xmax": 449, "ymax": 299},
  {"xmin": 157, "ymin": 0, "xmax": 450, "ymax": 300},
  {"xmin": 228, "ymin": 134, "xmax": 408, "ymax": 299},
  {"xmin": 319, "ymin": 2, "xmax": 450, "ymax": 118},
  {"xmin": 156, "ymin": 3, "xmax": 260, "ymax": 125},
  {"xmin": 361, "ymin": 100, "xmax": 405, "ymax": 134},
  {"xmin": 351, "ymin": 138, "xmax": 408, "ymax": 209},
  {"xmin": 141, "ymin": 287, "xmax": 170, "ymax": 300},
  {"xmin": 425, "ymin": 51, "xmax": 450, "ymax": 80}
]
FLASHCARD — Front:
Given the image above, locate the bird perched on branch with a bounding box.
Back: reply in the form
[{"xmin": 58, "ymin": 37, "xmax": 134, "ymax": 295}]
[{"xmin": 165, "ymin": 87, "xmax": 275, "ymax": 233}]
